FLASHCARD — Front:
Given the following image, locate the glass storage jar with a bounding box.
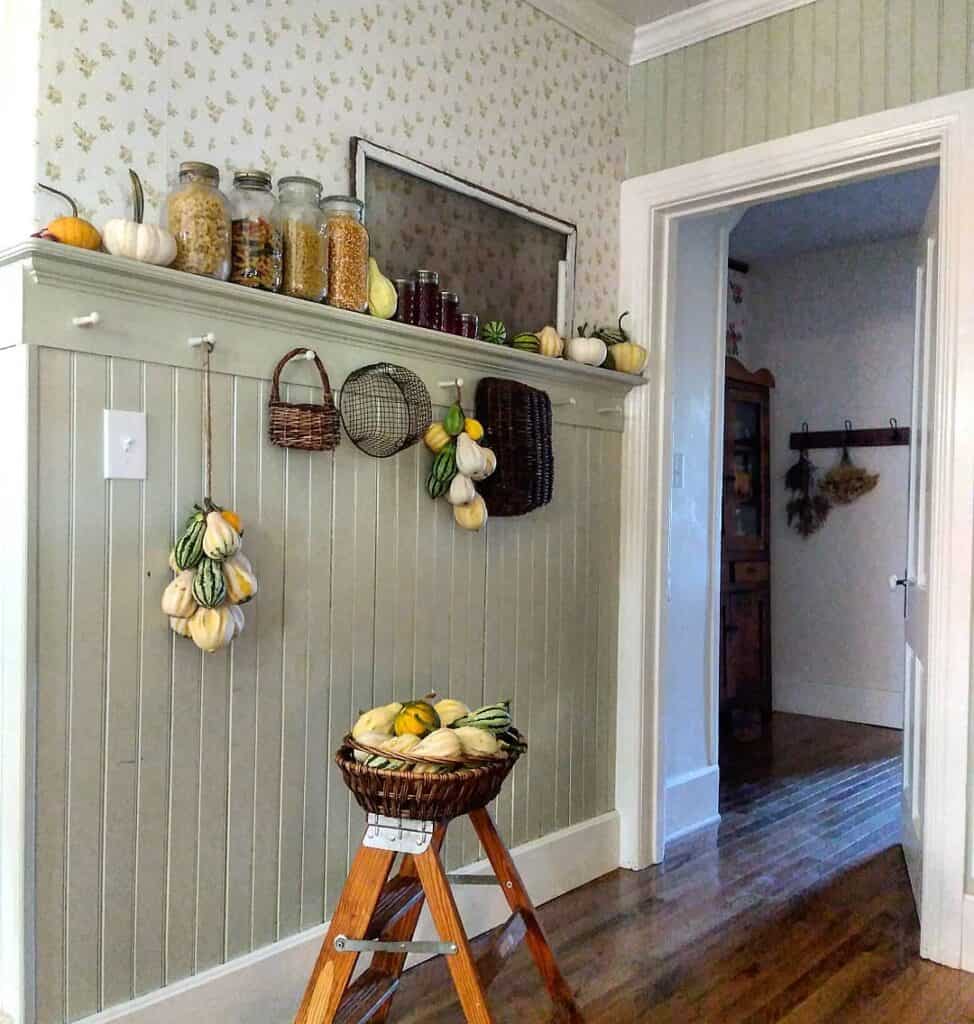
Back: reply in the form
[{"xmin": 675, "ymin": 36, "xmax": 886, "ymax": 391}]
[
  {"xmin": 413, "ymin": 270, "xmax": 440, "ymax": 330},
  {"xmin": 458, "ymin": 313, "xmax": 479, "ymax": 339},
  {"xmin": 229, "ymin": 169, "xmax": 282, "ymax": 292},
  {"xmin": 439, "ymin": 291, "xmax": 459, "ymax": 334},
  {"xmin": 166, "ymin": 161, "xmax": 232, "ymax": 280},
  {"xmin": 279, "ymin": 176, "xmax": 326, "ymax": 302},
  {"xmin": 323, "ymin": 196, "xmax": 370, "ymax": 312},
  {"xmin": 393, "ymin": 278, "xmax": 415, "ymax": 324}
]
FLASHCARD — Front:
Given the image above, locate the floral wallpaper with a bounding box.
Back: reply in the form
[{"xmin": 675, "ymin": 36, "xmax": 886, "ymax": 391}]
[
  {"xmin": 726, "ymin": 267, "xmax": 747, "ymax": 358},
  {"xmin": 33, "ymin": 0, "xmax": 627, "ymax": 324}
]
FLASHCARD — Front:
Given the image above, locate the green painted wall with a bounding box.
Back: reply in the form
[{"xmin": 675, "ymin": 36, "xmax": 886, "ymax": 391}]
[{"xmin": 628, "ymin": 0, "xmax": 973, "ymax": 176}]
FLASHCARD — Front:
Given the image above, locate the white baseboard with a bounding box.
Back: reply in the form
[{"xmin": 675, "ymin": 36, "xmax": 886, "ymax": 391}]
[
  {"xmin": 774, "ymin": 681, "xmax": 904, "ymax": 729},
  {"xmin": 665, "ymin": 764, "xmax": 720, "ymax": 843},
  {"xmin": 74, "ymin": 811, "xmax": 620, "ymax": 1024}
]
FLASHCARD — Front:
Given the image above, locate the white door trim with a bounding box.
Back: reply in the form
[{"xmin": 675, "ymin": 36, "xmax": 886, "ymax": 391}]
[{"xmin": 615, "ymin": 91, "xmax": 974, "ymax": 968}]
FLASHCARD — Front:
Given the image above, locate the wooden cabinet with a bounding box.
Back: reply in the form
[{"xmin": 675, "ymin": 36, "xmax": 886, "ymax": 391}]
[{"xmin": 720, "ymin": 358, "xmax": 774, "ymax": 745}]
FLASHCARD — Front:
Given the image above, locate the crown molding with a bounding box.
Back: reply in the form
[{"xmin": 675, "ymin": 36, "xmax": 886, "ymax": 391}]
[
  {"xmin": 631, "ymin": 0, "xmax": 816, "ymax": 65},
  {"xmin": 524, "ymin": 0, "xmax": 636, "ymax": 64}
]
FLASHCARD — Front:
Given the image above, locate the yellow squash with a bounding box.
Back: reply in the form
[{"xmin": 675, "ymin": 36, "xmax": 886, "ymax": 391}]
[
  {"xmin": 394, "ymin": 700, "xmax": 441, "ymax": 737},
  {"xmin": 423, "ymin": 422, "xmax": 451, "ymax": 453},
  {"xmin": 189, "ymin": 605, "xmax": 234, "ymax": 653},
  {"xmin": 37, "ymin": 183, "xmax": 102, "ymax": 250},
  {"xmin": 434, "ymin": 698, "xmax": 470, "ymax": 727},
  {"xmin": 352, "ymin": 702, "xmax": 403, "ymax": 740},
  {"xmin": 223, "ymin": 550, "xmax": 258, "ymax": 604}
]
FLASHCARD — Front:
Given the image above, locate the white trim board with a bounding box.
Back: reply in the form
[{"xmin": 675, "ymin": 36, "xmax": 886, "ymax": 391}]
[
  {"xmin": 665, "ymin": 765, "xmax": 720, "ymax": 842},
  {"xmin": 523, "ymin": 0, "xmax": 636, "ymax": 63},
  {"xmin": 631, "ymin": 0, "xmax": 817, "ymax": 64},
  {"xmin": 617, "ymin": 90, "xmax": 974, "ymax": 971},
  {"xmin": 774, "ymin": 681, "xmax": 905, "ymax": 730},
  {"xmin": 71, "ymin": 811, "xmax": 620, "ymax": 1024}
]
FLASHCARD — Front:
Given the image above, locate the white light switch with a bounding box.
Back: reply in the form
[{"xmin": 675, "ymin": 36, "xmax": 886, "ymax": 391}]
[
  {"xmin": 104, "ymin": 410, "xmax": 146, "ymax": 480},
  {"xmin": 672, "ymin": 451, "xmax": 685, "ymax": 489}
]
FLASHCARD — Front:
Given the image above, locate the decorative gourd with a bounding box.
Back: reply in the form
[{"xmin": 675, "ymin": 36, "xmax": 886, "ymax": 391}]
[
  {"xmin": 566, "ymin": 336, "xmax": 607, "ymax": 366},
  {"xmin": 366, "ymin": 733, "xmax": 422, "ymax": 770},
  {"xmin": 535, "ymin": 325, "xmax": 564, "ymax": 358},
  {"xmin": 173, "ymin": 514, "xmax": 207, "ymax": 570},
  {"xmin": 367, "ymin": 258, "xmax": 398, "ymax": 319},
  {"xmin": 434, "ymin": 698, "xmax": 470, "ymax": 727},
  {"xmin": 161, "ymin": 569, "xmax": 198, "ymax": 618},
  {"xmin": 189, "ymin": 604, "xmax": 234, "ymax": 653},
  {"xmin": 220, "ymin": 508, "xmax": 244, "ymax": 535},
  {"xmin": 394, "ymin": 700, "xmax": 441, "ymax": 737},
  {"xmin": 453, "ymin": 701, "xmax": 512, "ymax": 732},
  {"xmin": 453, "ymin": 725, "xmax": 502, "ymax": 758},
  {"xmin": 423, "ymin": 422, "xmax": 451, "ymax": 453},
  {"xmin": 222, "ymin": 550, "xmax": 258, "ymax": 604},
  {"xmin": 352, "ymin": 701, "xmax": 403, "ymax": 740},
  {"xmin": 511, "ymin": 332, "xmax": 541, "ymax": 354},
  {"xmin": 455, "ymin": 432, "xmax": 486, "ymax": 478},
  {"xmin": 447, "ymin": 473, "xmax": 476, "ymax": 507},
  {"xmin": 102, "ymin": 170, "xmax": 177, "ymax": 266},
  {"xmin": 443, "ymin": 403, "xmax": 465, "ymax": 437},
  {"xmin": 192, "ymin": 556, "xmax": 227, "ymax": 608},
  {"xmin": 202, "ymin": 510, "xmax": 241, "ymax": 561},
  {"xmin": 454, "ymin": 494, "xmax": 488, "ymax": 532},
  {"xmin": 170, "ymin": 615, "xmax": 194, "ymax": 637},
  {"xmin": 228, "ymin": 602, "xmax": 245, "ymax": 638},
  {"xmin": 426, "ymin": 444, "xmax": 457, "ymax": 499},
  {"xmin": 169, "ymin": 548, "xmax": 179, "ymax": 573},
  {"xmin": 37, "ymin": 183, "xmax": 102, "ymax": 250},
  {"xmin": 413, "ymin": 727, "xmax": 463, "ymax": 760},
  {"xmin": 463, "ymin": 418, "xmax": 484, "ymax": 441},
  {"xmin": 607, "ymin": 342, "xmax": 648, "ymax": 375},
  {"xmin": 470, "ymin": 447, "xmax": 496, "ymax": 482},
  {"xmin": 352, "ymin": 730, "xmax": 392, "ymax": 762},
  {"xmin": 480, "ymin": 320, "xmax": 507, "ymax": 345}
]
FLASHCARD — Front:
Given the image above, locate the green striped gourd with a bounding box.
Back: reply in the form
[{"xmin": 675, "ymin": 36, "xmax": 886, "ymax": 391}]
[
  {"xmin": 452, "ymin": 700, "xmax": 512, "ymax": 733},
  {"xmin": 192, "ymin": 556, "xmax": 227, "ymax": 609},
  {"xmin": 480, "ymin": 320, "xmax": 507, "ymax": 345},
  {"xmin": 173, "ymin": 514, "xmax": 207, "ymax": 570},
  {"xmin": 426, "ymin": 443, "xmax": 457, "ymax": 499},
  {"xmin": 511, "ymin": 332, "xmax": 540, "ymax": 353}
]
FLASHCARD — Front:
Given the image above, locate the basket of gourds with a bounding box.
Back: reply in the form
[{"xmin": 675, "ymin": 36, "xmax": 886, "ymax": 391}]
[{"xmin": 336, "ymin": 697, "xmax": 526, "ymax": 821}]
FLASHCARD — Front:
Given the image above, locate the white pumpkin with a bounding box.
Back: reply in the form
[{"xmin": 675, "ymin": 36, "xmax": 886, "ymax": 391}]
[
  {"xmin": 565, "ymin": 336, "xmax": 607, "ymax": 366},
  {"xmin": 103, "ymin": 169, "xmax": 177, "ymax": 266},
  {"xmin": 455, "ymin": 432, "xmax": 486, "ymax": 477},
  {"xmin": 470, "ymin": 447, "xmax": 496, "ymax": 482},
  {"xmin": 447, "ymin": 472, "xmax": 476, "ymax": 507}
]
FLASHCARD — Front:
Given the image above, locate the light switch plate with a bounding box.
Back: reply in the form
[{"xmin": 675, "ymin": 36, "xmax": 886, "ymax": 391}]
[
  {"xmin": 672, "ymin": 451, "xmax": 685, "ymax": 490},
  {"xmin": 104, "ymin": 410, "xmax": 146, "ymax": 480}
]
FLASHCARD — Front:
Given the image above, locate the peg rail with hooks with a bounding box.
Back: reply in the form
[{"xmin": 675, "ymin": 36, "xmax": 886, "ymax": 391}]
[{"xmin": 789, "ymin": 418, "xmax": 911, "ymax": 451}]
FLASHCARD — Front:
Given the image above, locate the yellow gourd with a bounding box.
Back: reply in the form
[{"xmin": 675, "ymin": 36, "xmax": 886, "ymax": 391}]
[
  {"xmin": 170, "ymin": 615, "xmax": 193, "ymax": 638},
  {"xmin": 221, "ymin": 509, "xmax": 244, "ymax": 535},
  {"xmin": 608, "ymin": 342, "xmax": 648, "ymax": 375},
  {"xmin": 202, "ymin": 509, "xmax": 241, "ymax": 560},
  {"xmin": 352, "ymin": 702, "xmax": 403, "ymax": 740},
  {"xmin": 434, "ymin": 698, "xmax": 470, "ymax": 727},
  {"xmin": 413, "ymin": 727, "xmax": 463, "ymax": 764},
  {"xmin": 353, "ymin": 730, "xmax": 394, "ymax": 762},
  {"xmin": 423, "ymin": 422, "xmax": 451, "ymax": 453},
  {"xmin": 463, "ymin": 418, "xmax": 484, "ymax": 442},
  {"xmin": 454, "ymin": 494, "xmax": 488, "ymax": 532},
  {"xmin": 535, "ymin": 325, "xmax": 564, "ymax": 358},
  {"xmin": 453, "ymin": 725, "xmax": 501, "ymax": 758},
  {"xmin": 161, "ymin": 569, "xmax": 198, "ymax": 618},
  {"xmin": 189, "ymin": 604, "xmax": 234, "ymax": 653},
  {"xmin": 394, "ymin": 700, "xmax": 441, "ymax": 737},
  {"xmin": 223, "ymin": 550, "xmax": 258, "ymax": 604},
  {"xmin": 367, "ymin": 258, "xmax": 398, "ymax": 319},
  {"xmin": 37, "ymin": 183, "xmax": 102, "ymax": 250}
]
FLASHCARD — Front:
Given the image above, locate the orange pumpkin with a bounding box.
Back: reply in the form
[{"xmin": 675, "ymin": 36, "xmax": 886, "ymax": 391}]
[{"xmin": 37, "ymin": 183, "xmax": 102, "ymax": 251}]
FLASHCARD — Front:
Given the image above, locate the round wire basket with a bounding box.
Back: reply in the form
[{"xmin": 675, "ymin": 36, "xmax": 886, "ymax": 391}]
[{"xmin": 339, "ymin": 362, "xmax": 432, "ymax": 458}]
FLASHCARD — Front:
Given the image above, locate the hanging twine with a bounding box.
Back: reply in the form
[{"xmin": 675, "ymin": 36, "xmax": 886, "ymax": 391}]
[{"xmin": 200, "ymin": 340, "xmax": 213, "ymax": 505}]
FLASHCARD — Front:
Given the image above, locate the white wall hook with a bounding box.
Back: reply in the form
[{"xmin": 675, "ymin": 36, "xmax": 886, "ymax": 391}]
[
  {"xmin": 302, "ymin": 349, "xmax": 316, "ymax": 360},
  {"xmin": 553, "ymin": 397, "xmax": 577, "ymax": 407},
  {"xmin": 188, "ymin": 332, "xmax": 216, "ymax": 350},
  {"xmin": 598, "ymin": 405, "xmax": 624, "ymax": 415},
  {"xmin": 438, "ymin": 377, "xmax": 464, "ymax": 390},
  {"xmin": 72, "ymin": 312, "xmax": 100, "ymax": 327}
]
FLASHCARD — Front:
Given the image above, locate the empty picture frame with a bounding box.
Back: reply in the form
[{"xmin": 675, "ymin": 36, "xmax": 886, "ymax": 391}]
[{"xmin": 352, "ymin": 138, "xmax": 577, "ymax": 338}]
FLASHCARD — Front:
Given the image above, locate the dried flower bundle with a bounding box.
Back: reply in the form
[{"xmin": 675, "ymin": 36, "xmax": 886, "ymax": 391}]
[{"xmin": 819, "ymin": 448, "xmax": 879, "ymax": 505}]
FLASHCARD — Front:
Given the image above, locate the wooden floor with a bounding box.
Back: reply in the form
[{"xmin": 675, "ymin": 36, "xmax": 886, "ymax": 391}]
[{"xmin": 393, "ymin": 713, "xmax": 974, "ymax": 1022}]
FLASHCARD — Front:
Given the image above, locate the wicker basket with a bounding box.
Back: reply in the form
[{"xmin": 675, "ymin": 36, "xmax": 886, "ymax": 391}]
[
  {"xmin": 336, "ymin": 733, "xmax": 522, "ymax": 820},
  {"xmin": 268, "ymin": 348, "xmax": 341, "ymax": 451},
  {"xmin": 475, "ymin": 377, "xmax": 554, "ymax": 516}
]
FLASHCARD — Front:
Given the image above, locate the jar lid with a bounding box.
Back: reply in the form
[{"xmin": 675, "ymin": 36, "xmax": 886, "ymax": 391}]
[
  {"xmin": 458, "ymin": 312, "xmax": 478, "ymax": 321},
  {"xmin": 393, "ymin": 278, "xmax": 414, "ymax": 287},
  {"xmin": 439, "ymin": 291, "xmax": 459, "ymax": 302},
  {"xmin": 415, "ymin": 269, "xmax": 440, "ymax": 283},
  {"xmin": 279, "ymin": 175, "xmax": 323, "ymax": 195},
  {"xmin": 322, "ymin": 195, "xmax": 365, "ymax": 218},
  {"xmin": 233, "ymin": 169, "xmax": 272, "ymax": 190},
  {"xmin": 179, "ymin": 160, "xmax": 220, "ymax": 183}
]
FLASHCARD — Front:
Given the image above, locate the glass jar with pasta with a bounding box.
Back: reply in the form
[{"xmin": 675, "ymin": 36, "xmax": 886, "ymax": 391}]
[
  {"xmin": 322, "ymin": 195, "xmax": 369, "ymax": 313},
  {"xmin": 165, "ymin": 161, "xmax": 232, "ymax": 280},
  {"xmin": 229, "ymin": 169, "xmax": 282, "ymax": 292},
  {"xmin": 279, "ymin": 176, "xmax": 326, "ymax": 302}
]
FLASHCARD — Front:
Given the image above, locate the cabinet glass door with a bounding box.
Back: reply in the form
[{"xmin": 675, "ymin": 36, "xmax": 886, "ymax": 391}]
[{"xmin": 724, "ymin": 388, "xmax": 768, "ymax": 551}]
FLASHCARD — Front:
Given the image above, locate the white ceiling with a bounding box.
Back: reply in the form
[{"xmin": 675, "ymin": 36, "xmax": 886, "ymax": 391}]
[
  {"xmin": 729, "ymin": 167, "xmax": 939, "ymax": 263},
  {"xmin": 596, "ymin": 0, "xmax": 709, "ymax": 26}
]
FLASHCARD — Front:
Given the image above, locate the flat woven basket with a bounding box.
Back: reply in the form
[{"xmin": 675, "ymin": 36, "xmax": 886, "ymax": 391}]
[
  {"xmin": 475, "ymin": 377, "xmax": 554, "ymax": 516},
  {"xmin": 336, "ymin": 733, "xmax": 523, "ymax": 820},
  {"xmin": 268, "ymin": 347, "xmax": 341, "ymax": 451}
]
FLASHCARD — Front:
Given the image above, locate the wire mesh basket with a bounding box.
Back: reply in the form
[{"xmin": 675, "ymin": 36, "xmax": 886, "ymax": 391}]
[{"xmin": 339, "ymin": 362, "xmax": 432, "ymax": 458}]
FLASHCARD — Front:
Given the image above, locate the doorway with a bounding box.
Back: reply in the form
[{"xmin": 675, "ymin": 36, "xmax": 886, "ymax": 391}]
[{"xmin": 615, "ymin": 92, "xmax": 974, "ymax": 970}]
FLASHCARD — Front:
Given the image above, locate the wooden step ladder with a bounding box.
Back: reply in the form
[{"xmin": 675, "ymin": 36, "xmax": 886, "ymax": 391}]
[{"xmin": 293, "ymin": 807, "xmax": 582, "ymax": 1023}]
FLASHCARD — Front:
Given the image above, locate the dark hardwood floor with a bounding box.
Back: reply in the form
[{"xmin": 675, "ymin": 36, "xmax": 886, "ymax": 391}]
[{"xmin": 393, "ymin": 712, "xmax": 974, "ymax": 1022}]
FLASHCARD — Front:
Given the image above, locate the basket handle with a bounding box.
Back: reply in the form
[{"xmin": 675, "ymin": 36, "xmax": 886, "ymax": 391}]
[{"xmin": 270, "ymin": 347, "xmax": 333, "ymax": 404}]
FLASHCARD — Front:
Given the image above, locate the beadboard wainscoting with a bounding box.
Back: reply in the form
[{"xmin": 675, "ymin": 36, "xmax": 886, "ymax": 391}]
[
  {"xmin": 0, "ymin": 243, "xmax": 639, "ymax": 1024},
  {"xmin": 628, "ymin": 0, "xmax": 974, "ymax": 177}
]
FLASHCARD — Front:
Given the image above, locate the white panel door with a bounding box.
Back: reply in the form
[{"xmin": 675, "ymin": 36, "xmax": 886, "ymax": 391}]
[{"xmin": 899, "ymin": 180, "xmax": 939, "ymax": 913}]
